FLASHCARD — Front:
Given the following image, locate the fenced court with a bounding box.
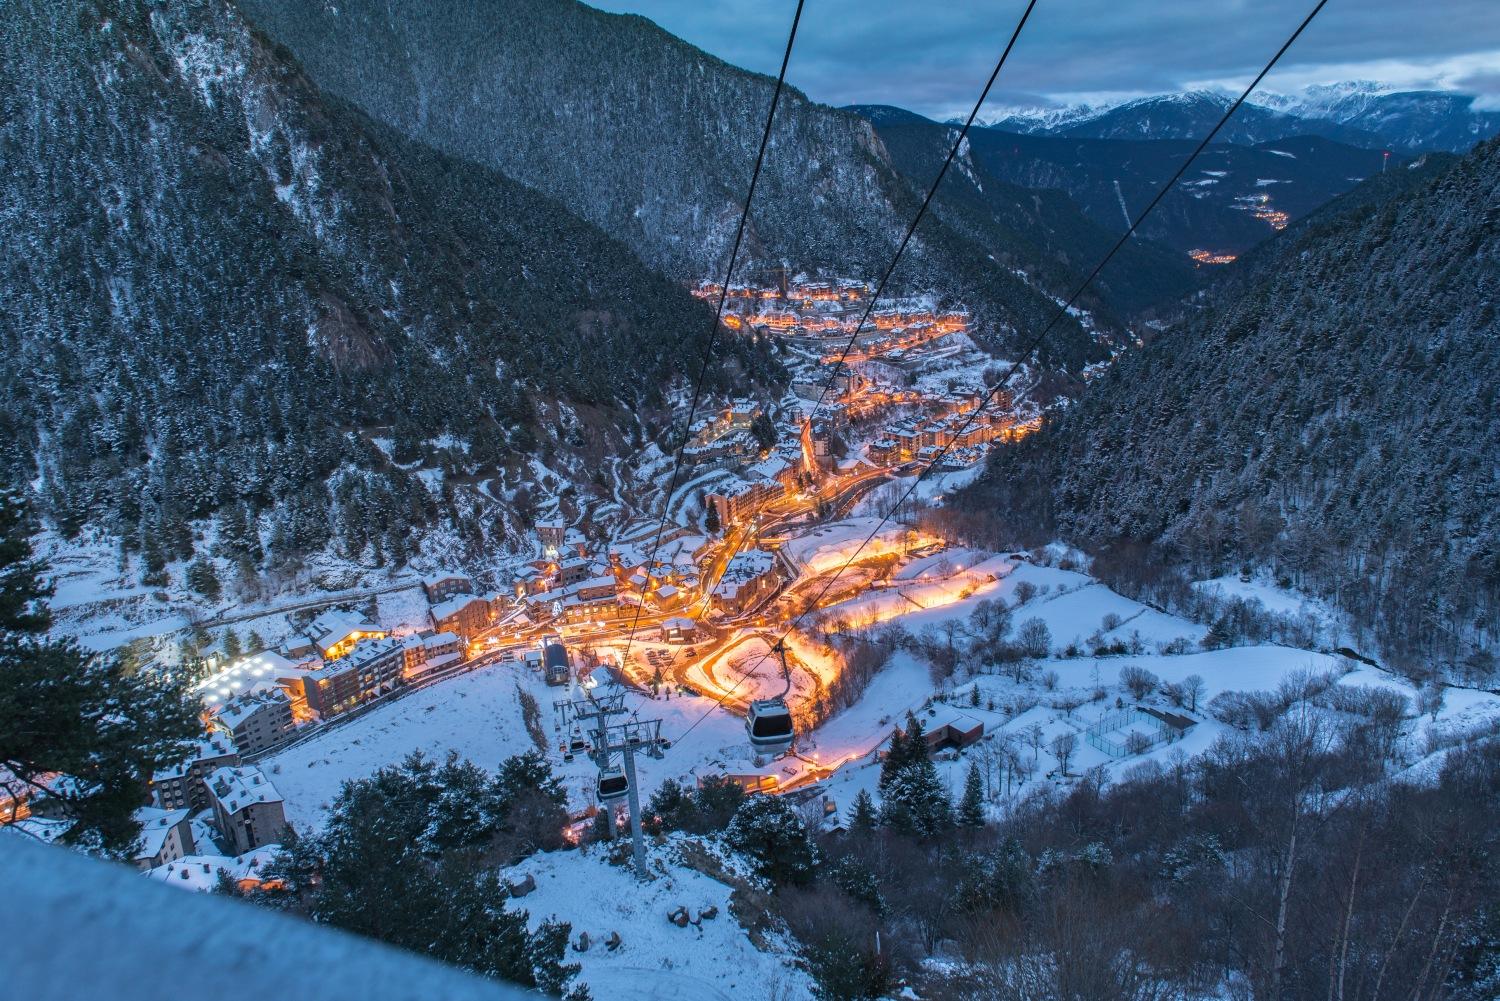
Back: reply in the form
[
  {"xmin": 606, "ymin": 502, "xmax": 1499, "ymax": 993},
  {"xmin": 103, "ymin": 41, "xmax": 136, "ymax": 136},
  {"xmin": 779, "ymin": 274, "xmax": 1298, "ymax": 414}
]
[{"xmin": 1086, "ymin": 707, "xmax": 1176, "ymax": 757}]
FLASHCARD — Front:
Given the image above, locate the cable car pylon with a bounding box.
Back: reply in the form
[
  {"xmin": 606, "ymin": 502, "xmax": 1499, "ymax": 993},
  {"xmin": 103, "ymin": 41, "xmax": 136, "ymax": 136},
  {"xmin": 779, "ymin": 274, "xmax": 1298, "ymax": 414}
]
[{"xmin": 553, "ymin": 687, "xmax": 663, "ymax": 878}]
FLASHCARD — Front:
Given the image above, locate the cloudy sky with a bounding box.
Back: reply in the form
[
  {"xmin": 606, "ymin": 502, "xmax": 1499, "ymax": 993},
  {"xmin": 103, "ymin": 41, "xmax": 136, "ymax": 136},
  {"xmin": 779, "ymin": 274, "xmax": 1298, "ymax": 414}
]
[{"xmin": 589, "ymin": 0, "xmax": 1500, "ymax": 118}]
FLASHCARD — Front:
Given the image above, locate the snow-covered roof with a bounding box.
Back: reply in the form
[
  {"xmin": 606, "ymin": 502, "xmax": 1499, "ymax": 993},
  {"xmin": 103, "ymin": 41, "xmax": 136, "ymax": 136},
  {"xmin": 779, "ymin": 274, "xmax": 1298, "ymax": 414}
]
[
  {"xmin": 206, "ymin": 766, "xmax": 283, "ymax": 814},
  {"xmin": 715, "ymin": 549, "xmax": 777, "ymax": 599},
  {"xmin": 429, "ymin": 593, "xmax": 489, "ymax": 621},
  {"xmin": 154, "ymin": 736, "xmax": 239, "ymax": 781},
  {"xmin": 215, "ymin": 688, "xmax": 289, "ymax": 731},
  {"xmin": 422, "ymin": 571, "xmax": 471, "ymax": 587},
  {"xmin": 308, "ymin": 609, "xmax": 383, "ymax": 649},
  {"xmin": 193, "ymin": 651, "xmax": 308, "ymax": 713},
  {"xmin": 144, "ymin": 844, "xmax": 281, "ymax": 893},
  {"xmin": 132, "ymin": 807, "xmax": 190, "ymax": 862},
  {"xmin": 306, "ymin": 637, "xmax": 401, "ymax": 679}
]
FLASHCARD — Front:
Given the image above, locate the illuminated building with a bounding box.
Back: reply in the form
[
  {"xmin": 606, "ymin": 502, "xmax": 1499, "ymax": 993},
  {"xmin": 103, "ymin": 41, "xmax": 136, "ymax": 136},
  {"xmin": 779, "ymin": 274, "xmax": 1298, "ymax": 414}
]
[
  {"xmin": 308, "ymin": 608, "xmax": 388, "ymax": 661},
  {"xmin": 429, "ymin": 592, "xmax": 502, "ymax": 641},
  {"xmin": 215, "ymin": 689, "xmax": 295, "ymax": 755},
  {"xmin": 291, "ymin": 637, "xmax": 405, "ymax": 719}
]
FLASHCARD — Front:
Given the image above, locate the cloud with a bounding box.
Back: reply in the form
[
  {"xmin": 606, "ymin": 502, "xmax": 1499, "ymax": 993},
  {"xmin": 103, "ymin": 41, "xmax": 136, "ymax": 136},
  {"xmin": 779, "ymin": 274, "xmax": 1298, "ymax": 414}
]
[{"xmin": 587, "ymin": 0, "xmax": 1500, "ymax": 116}]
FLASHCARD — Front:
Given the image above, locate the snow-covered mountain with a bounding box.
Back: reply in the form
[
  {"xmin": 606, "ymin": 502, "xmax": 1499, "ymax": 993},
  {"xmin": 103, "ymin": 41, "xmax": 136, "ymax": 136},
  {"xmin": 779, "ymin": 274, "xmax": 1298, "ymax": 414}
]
[
  {"xmin": 1254, "ymin": 82, "xmax": 1500, "ymax": 152},
  {"xmin": 989, "ymin": 84, "xmax": 1500, "ymax": 153}
]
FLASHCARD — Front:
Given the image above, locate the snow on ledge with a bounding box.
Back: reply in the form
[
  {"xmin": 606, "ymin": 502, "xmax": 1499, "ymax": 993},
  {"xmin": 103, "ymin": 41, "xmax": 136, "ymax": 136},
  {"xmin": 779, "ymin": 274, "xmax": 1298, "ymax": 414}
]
[{"xmin": 0, "ymin": 833, "xmax": 532, "ymax": 1001}]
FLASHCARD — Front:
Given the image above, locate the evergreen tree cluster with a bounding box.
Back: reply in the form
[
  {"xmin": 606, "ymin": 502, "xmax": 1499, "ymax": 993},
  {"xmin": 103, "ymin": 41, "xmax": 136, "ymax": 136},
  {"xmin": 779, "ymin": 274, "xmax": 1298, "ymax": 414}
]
[
  {"xmin": 249, "ymin": 749, "xmax": 584, "ymax": 997},
  {"xmin": 875, "ymin": 712, "xmax": 953, "ymax": 838},
  {"xmin": 0, "ymin": 491, "xmax": 199, "ymax": 856},
  {"xmin": 641, "ymin": 774, "xmax": 745, "ymax": 835}
]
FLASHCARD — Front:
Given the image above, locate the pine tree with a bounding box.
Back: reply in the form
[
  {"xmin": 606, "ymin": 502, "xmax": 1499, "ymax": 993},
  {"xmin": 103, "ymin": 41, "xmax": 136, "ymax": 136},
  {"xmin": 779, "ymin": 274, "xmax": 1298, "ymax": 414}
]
[
  {"xmin": 0, "ymin": 491, "xmax": 199, "ymax": 855},
  {"xmin": 725, "ymin": 794, "xmax": 819, "ymax": 887},
  {"xmin": 187, "ymin": 558, "xmax": 221, "ymax": 602},
  {"xmin": 877, "ymin": 712, "xmax": 952, "ymax": 838},
  {"xmin": 0, "ymin": 491, "xmax": 51, "ymax": 633},
  {"xmin": 846, "ymin": 788, "xmax": 878, "ymax": 837},
  {"xmin": 829, "ymin": 855, "xmax": 886, "ymax": 915},
  {"xmin": 878, "ymin": 726, "xmax": 909, "ymax": 791},
  {"xmin": 878, "ymin": 764, "xmax": 953, "ymax": 838},
  {"xmin": 959, "ymin": 762, "xmax": 986, "ymax": 828}
]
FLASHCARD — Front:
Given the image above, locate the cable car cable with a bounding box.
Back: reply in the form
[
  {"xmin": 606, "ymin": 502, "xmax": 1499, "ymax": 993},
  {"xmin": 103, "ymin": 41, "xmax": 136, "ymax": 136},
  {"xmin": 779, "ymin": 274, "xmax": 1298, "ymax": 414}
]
[
  {"xmin": 800, "ymin": 0, "xmax": 1038, "ymax": 425},
  {"xmin": 670, "ymin": 0, "xmax": 1332, "ymax": 747},
  {"xmin": 612, "ymin": 0, "xmax": 807, "ymax": 709}
]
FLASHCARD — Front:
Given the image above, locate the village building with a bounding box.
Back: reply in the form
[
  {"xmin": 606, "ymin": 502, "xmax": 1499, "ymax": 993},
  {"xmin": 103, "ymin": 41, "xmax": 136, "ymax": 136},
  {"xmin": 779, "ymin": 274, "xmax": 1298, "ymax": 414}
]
[
  {"xmin": 919, "ymin": 706, "xmax": 987, "ymax": 752},
  {"xmin": 215, "ymin": 689, "xmax": 295, "ymax": 756},
  {"xmin": 536, "ymin": 518, "xmax": 567, "ymax": 558},
  {"xmin": 292, "ymin": 637, "xmax": 405, "ymax": 719},
  {"xmin": 421, "ymin": 572, "xmax": 474, "ymax": 605},
  {"xmin": 307, "ymin": 608, "xmax": 387, "ymax": 661},
  {"xmin": 153, "ymin": 736, "xmax": 241, "ymax": 814},
  {"xmin": 660, "ymin": 617, "xmax": 697, "ymax": 644},
  {"xmin": 711, "ymin": 548, "xmax": 780, "ymax": 615},
  {"xmin": 428, "ymin": 592, "xmax": 499, "ymax": 641},
  {"xmin": 206, "ymin": 766, "xmax": 287, "ymax": 855},
  {"xmin": 131, "ymin": 807, "xmax": 195, "ymax": 871},
  {"xmin": 145, "ymin": 846, "xmax": 282, "ymax": 894},
  {"xmin": 401, "ymin": 631, "xmax": 464, "ymax": 680}
]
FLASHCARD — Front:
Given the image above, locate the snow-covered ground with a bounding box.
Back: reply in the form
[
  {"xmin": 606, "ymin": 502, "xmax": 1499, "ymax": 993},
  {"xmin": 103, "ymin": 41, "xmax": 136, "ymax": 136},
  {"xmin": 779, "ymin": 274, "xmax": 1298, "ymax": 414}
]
[
  {"xmin": 778, "ymin": 518, "xmax": 936, "ymax": 576},
  {"xmin": 505, "ymin": 841, "xmax": 810, "ymax": 1001},
  {"xmin": 1193, "ymin": 572, "xmax": 1337, "ymax": 626}
]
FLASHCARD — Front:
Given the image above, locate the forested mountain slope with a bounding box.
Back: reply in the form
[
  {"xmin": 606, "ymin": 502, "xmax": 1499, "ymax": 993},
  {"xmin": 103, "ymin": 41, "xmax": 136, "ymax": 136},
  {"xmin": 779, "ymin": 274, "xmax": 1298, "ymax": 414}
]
[
  {"xmin": 0, "ymin": 0, "xmax": 764, "ymax": 566},
  {"xmin": 954, "ymin": 137, "xmax": 1500, "ymax": 673},
  {"xmin": 235, "ymin": 0, "xmax": 1105, "ymax": 368}
]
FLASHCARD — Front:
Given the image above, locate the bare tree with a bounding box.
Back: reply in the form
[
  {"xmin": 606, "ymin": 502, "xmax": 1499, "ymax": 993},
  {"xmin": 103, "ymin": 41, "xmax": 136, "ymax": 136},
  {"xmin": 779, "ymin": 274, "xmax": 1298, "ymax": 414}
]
[
  {"xmin": 1025, "ymin": 723, "xmax": 1045, "ymax": 769},
  {"xmin": 1017, "ymin": 618, "xmax": 1052, "ymax": 660},
  {"xmin": 1052, "ymin": 732, "xmax": 1077, "ymax": 775},
  {"xmin": 1120, "ymin": 664, "xmax": 1159, "ymax": 700},
  {"xmin": 1182, "ymin": 674, "xmax": 1206, "ymax": 713}
]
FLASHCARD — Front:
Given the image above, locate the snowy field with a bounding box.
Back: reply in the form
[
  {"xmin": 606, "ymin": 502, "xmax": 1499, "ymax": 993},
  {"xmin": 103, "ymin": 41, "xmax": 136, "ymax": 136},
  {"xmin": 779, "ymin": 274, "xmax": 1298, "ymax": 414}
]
[
  {"xmin": 264, "ymin": 657, "xmax": 795, "ymax": 831},
  {"xmin": 778, "ymin": 517, "xmax": 935, "ymax": 576},
  {"xmin": 505, "ymin": 842, "xmax": 810, "ymax": 1001}
]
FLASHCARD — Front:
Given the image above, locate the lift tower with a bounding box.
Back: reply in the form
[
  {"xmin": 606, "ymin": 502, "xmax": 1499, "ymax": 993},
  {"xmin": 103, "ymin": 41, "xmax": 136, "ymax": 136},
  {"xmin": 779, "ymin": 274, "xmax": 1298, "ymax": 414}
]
[{"xmin": 554, "ymin": 691, "xmax": 664, "ymax": 878}]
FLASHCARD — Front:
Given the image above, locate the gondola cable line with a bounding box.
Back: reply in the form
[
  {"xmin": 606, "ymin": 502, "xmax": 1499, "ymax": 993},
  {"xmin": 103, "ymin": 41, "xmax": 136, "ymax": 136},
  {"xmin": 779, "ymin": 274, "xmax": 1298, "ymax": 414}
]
[
  {"xmin": 611, "ymin": 0, "xmax": 807, "ymax": 717},
  {"xmin": 665, "ymin": 0, "xmax": 1046, "ymax": 751},
  {"xmin": 669, "ymin": 0, "xmax": 1333, "ymax": 749}
]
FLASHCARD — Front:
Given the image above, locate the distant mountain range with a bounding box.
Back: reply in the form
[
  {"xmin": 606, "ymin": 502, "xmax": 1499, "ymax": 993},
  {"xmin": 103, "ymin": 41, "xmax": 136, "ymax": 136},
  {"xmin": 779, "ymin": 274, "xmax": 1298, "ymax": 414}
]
[
  {"xmin": 848, "ymin": 106, "xmax": 1394, "ymax": 256},
  {"xmin": 982, "ymin": 84, "xmax": 1500, "ymax": 153}
]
